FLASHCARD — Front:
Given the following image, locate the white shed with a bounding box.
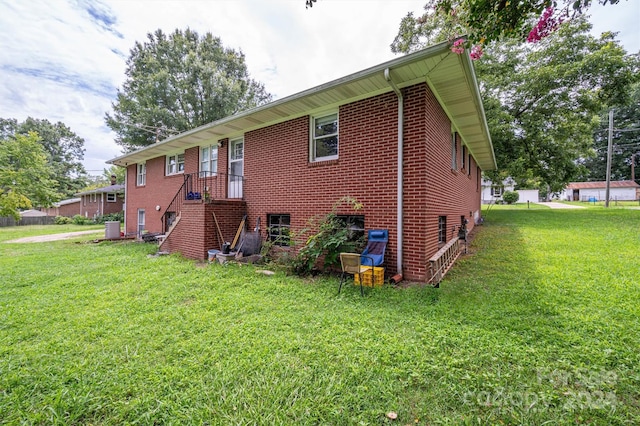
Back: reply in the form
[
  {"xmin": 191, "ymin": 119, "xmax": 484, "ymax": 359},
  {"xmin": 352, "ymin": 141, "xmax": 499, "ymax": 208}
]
[
  {"xmin": 516, "ymin": 189, "xmax": 540, "ymax": 203},
  {"xmin": 561, "ymin": 181, "xmax": 640, "ymax": 201}
]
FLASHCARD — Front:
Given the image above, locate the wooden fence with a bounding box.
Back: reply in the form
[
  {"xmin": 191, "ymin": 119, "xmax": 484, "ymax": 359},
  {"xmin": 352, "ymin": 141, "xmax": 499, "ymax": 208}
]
[{"xmin": 0, "ymin": 216, "xmax": 56, "ymax": 227}]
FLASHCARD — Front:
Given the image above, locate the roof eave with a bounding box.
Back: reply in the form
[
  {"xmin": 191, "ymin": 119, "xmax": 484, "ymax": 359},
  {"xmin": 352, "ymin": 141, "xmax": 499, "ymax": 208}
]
[{"xmin": 108, "ymin": 40, "xmax": 496, "ymax": 170}]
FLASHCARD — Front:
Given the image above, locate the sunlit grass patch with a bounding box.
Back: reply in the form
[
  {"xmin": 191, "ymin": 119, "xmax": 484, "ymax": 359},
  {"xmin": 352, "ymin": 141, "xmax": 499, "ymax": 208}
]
[{"xmin": 1, "ymin": 210, "xmax": 639, "ymax": 424}]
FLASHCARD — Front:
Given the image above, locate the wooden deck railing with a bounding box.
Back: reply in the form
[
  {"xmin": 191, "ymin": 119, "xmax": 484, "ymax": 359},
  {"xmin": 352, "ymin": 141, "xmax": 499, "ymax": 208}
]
[{"xmin": 428, "ymin": 237, "xmax": 461, "ymax": 286}]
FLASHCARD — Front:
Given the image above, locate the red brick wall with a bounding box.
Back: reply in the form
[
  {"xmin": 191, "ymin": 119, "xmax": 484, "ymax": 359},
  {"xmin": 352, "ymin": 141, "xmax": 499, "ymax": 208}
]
[
  {"xmin": 421, "ymin": 89, "xmax": 481, "ymax": 280},
  {"xmin": 244, "ymin": 89, "xmax": 402, "ymax": 273},
  {"xmin": 103, "ymin": 194, "xmax": 124, "ymax": 215},
  {"xmin": 124, "ymin": 82, "xmax": 483, "ymax": 281},
  {"xmin": 80, "ymin": 195, "xmax": 100, "ymax": 218},
  {"xmin": 161, "ymin": 200, "xmax": 246, "ymax": 259},
  {"xmin": 47, "ymin": 202, "xmax": 80, "ymax": 217}
]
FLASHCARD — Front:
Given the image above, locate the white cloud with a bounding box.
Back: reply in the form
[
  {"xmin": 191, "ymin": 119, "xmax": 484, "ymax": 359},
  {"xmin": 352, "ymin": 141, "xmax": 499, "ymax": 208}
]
[
  {"xmin": 0, "ymin": 0, "xmax": 636, "ymax": 175},
  {"xmin": 588, "ymin": 0, "xmax": 639, "ymax": 54}
]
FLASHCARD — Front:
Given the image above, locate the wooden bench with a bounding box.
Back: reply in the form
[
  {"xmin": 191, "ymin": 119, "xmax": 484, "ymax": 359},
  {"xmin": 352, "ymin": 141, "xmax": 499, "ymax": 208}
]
[{"xmin": 428, "ymin": 237, "xmax": 461, "ymax": 286}]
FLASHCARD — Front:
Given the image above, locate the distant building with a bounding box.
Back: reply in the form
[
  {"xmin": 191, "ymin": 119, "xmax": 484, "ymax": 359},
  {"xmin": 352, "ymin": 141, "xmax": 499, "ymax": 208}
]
[
  {"xmin": 481, "ymin": 178, "xmax": 539, "ymax": 204},
  {"xmin": 76, "ymin": 183, "xmax": 125, "ymax": 218},
  {"xmin": 481, "ymin": 177, "xmax": 515, "ymax": 204},
  {"xmin": 19, "ymin": 209, "xmax": 48, "ymax": 217},
  {"xmin": 42, "ymin": 198, "xmax": 81, "ymax": 217},
  {"xmin": 560, "ymin": 181, "xmax": 640, "ymax": 201}
]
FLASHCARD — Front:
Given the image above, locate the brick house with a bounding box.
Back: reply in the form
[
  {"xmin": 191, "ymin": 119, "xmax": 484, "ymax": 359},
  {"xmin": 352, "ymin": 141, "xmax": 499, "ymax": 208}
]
[
  {"xmin": 76, "ymin": 178, "xmax": 125, "ymax": 218},
  {"xmin": 42, "ymin": 198, "xmax": 81, "ymax": 217},
  {"xmin": 108, "ymin": 43, "xmax": 496, "ymax": 282}
]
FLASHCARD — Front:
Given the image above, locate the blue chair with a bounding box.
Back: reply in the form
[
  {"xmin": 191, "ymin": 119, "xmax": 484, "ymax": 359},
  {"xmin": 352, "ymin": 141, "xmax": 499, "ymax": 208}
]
[{"xmin": 360, "ymin": 229, "xmax": 388, "ymax": 267}]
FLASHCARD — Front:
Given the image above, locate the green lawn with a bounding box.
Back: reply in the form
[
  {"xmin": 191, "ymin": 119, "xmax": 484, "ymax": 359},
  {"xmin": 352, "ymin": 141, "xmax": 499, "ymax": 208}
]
[{"xmin": 1, "ymin": 211, "xmax": 639, "ymax": 425}]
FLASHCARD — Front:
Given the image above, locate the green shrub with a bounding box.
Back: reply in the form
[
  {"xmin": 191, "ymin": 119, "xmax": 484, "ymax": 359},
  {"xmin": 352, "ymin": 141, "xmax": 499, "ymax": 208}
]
[
  {"xmin": 54, "ymin": 216, "xmax": 73, "ymax": 225},
  {"xmin": 72, "ymin": 214, "xmax": 95, "ymax": 225},
  {"xmin": 502, "ymin": 190, "xmax": 520, "ymax": 204},
  {"xmin": 95, "ymin": 211, "xmax": 124, "ymax": 224},
  {"xmin": 290, "ymin": 197, "xmax": 365, "ymax": 275}
]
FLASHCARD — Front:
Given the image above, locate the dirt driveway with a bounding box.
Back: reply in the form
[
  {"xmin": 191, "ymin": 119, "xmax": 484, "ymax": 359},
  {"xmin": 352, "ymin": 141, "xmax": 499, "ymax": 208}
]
[
  {"xmin": 6, "ymin": 229, "xmax": 104, "ymax": 243},
  {"xmin": 536, "ymin": 202, "xmax": 586, "ymax": 209}
]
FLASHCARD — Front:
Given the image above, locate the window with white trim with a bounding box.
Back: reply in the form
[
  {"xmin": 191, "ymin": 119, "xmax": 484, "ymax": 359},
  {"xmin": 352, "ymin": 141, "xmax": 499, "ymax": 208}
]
[
  {"xmin": 166, "ymin": 152, "xmax": 185, "ymax": 175},
  {"xmin": 137, "ymin": 209, "xmax": 145, "ymax": 235},
  {"xmin": 106, "ymin": 193, "xmax": 116, "ymax": 202},
  {"xmin": 200, "ymin": 145, "xmax": 218, "ymax": 177},
  {"xmin": 311, "ymin": 112, "xmax": 338, "ymax": 161},
  {"xmin": 137, "ymin": 163, "xmax": 146, "ymax": 186},
  {"xmin": 451, "ymin": 132, "xmax": 458, "ymax": 170},
  {"xmin": 491, "ymin": 186, "xmax": 504, "ymax": 197}
]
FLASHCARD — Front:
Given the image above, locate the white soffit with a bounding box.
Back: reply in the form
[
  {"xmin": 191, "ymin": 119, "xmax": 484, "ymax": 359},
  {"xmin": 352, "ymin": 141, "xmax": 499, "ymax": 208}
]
[{"xmin": 109, "ymin": 41, "xmax": 495, "ymax": 170}]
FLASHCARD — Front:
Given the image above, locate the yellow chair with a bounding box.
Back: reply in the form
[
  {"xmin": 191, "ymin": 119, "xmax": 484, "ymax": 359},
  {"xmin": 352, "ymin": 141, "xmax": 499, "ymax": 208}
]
[{"xmin": 339, "ymin": 252, "xmax": 374, "ymax": 296}]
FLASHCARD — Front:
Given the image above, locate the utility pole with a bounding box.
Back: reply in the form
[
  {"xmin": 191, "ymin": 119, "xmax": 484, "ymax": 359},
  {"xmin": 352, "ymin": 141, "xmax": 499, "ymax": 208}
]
[
  {"xmin": 632, "ymin": 153, "xmax": 636, "ymax": 183},
  {"xmin": 605, "ymin": 109, "xmax": 613, "ymax": 208}
]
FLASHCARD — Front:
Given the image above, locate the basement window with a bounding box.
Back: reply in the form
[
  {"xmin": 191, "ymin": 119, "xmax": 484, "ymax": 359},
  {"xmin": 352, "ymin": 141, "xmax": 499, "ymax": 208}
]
[
  {"xmin": 336, "ymin": 215, "xmax": 365, "ymax": 244},
  {"xmin": 311, "ymin": 112, "xmax": 338, "ymax": 162},
  {"xmin": 268, "ymin": 214, "xmax": 291, "ymax": 246},
  {"xmin": 438, "ymin": 216, "xmax": 447, "ymax": 244}
]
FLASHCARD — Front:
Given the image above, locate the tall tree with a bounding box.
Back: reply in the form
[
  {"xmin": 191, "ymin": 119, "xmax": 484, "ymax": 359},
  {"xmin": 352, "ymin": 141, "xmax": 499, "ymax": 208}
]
[
  {"xmin": 0, "ymin": 118, "xmax": 88, "ymax": 198},
  {"xmin": 391, "ymin": 0, "xmax": 620, "ymax": 53},
  {"xmin": 578, "ymin": 83, "xmax": 640, "ymax": 183},
  {"xmin": 81, "ymin": 166, "xmax": 126, "ymax": 191},
  {"xmin": 0, "ymin": 132, "xmax": 59, "ymax": 219},
  {"xmin": 102, "ymin": 165, "xmax": 125, "ymax": 185},
  {"xmin": 476, "ymin": 19, "xmax": 638, "ymax": 193},
  {"xmin": 106, "ymin": 28, "xmax": 272, "ymax": 151}
]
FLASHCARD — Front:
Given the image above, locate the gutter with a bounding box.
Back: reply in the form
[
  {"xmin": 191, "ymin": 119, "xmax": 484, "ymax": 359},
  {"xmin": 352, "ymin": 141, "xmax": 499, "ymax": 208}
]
[{"xmin": 385, "ymin": 68, "xmax": 403, "ymax": 280}]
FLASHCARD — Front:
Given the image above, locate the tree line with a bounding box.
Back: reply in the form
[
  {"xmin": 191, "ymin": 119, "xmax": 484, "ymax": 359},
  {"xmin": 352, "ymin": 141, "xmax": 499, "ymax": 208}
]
[{"xmin": 3, "ymin": 3, "xmax": 638, "ymax": 219}]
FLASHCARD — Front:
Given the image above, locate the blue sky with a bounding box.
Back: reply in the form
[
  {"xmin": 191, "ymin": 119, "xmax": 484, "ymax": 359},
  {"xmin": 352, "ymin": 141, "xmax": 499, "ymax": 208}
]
[{"xmin": 0, "ymin": 0, "xmax": 638, "ymax": 175}]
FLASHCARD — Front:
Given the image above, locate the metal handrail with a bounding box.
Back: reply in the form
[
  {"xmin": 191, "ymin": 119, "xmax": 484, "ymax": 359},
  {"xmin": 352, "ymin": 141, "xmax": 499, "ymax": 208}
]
[{"xmin": 161, "ymin": 172, "xmax": 245, "ymax": 232}]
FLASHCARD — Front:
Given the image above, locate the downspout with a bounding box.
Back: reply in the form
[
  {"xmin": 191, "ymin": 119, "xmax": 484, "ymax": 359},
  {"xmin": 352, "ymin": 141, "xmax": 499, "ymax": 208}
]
[
  {"xmin": 385, "ymin": 68, "xmax": 403, "ymax": 281},
  {"xmin": 123, "ymin": 168, "xmax": 127, "ymax": 233}
]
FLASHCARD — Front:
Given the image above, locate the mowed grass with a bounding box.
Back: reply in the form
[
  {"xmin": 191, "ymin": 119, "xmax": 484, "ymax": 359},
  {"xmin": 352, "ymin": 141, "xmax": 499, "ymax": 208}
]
[{"xmin": 1, "ymin": 210, "xmax": 639, "ymax": 425}]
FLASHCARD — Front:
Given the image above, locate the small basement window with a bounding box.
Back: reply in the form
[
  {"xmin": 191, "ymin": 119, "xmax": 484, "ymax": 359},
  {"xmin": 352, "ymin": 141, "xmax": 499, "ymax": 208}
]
[
  {"xmin": 268, "ymin": 214, "xmax": 291, "ymax": 246},
  {"xmin": 438, "ymin": 216, "xmax": 447, "ymax": 244},
  {"xmin": 336, "ymin": 215, "xmax": 365, "ymax": 244}
]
